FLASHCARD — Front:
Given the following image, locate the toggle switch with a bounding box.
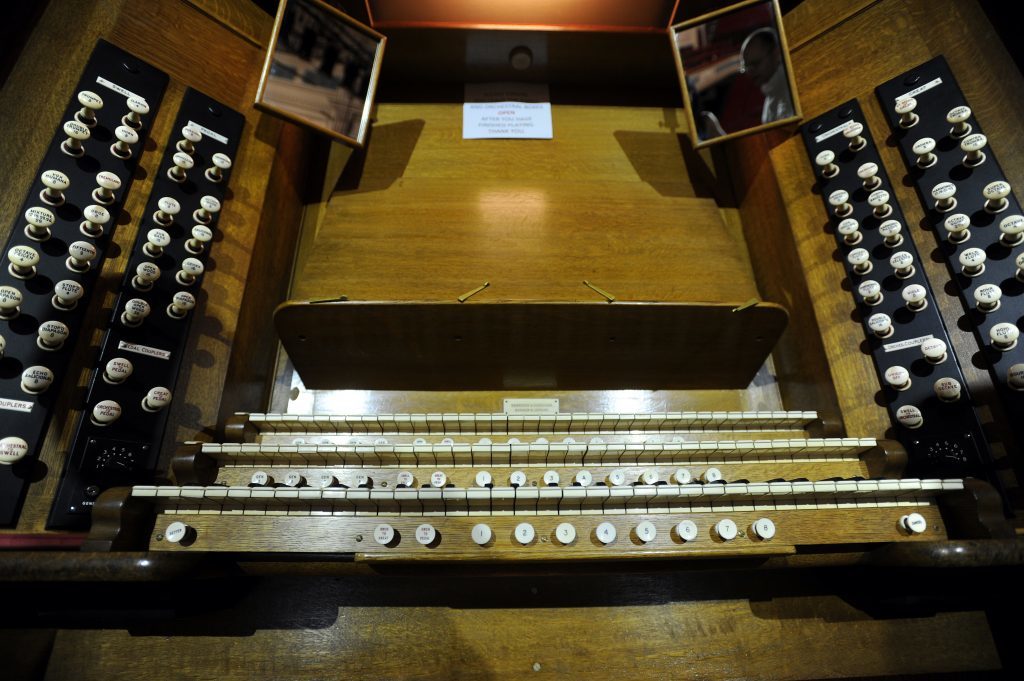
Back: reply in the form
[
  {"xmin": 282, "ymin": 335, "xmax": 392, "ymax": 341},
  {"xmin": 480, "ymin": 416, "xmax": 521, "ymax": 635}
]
[
  {"xmin": 110, "ymin": 125, "xmax": 139, "ymax": 159},
  {"xmin": 61, "ymin": 120, "xmax": 90, "ymax": 157},
  {"xmin": 93, "ymin": 171, "xmax": 122, "ymax": 205},
  {"xmin": 24, "ymin": 207, "xmax": 55, "ymax": 241},
  {"xmin": 40, "ymin": 170, "xmax": 70, "ymax": 206},
  {"xmin": 205, "ymin": 152, "xmax": 233, "ymax": 183},
  {"xmin": 52, "ymin": 280, "xmax": 84, "ymax": 310},
  {"xmin": 103, "ymin": 357, "xmax": 133, "ymax": 384}
]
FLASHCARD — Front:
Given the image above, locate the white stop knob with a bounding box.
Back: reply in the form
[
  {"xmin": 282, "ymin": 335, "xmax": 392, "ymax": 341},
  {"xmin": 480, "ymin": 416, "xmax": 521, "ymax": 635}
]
[
  {"xmin": 715, "ymin": 518, "xmax": 738, "ymax": 541},
  {"xmin": 596, "ymin": 521, "xmax": 617, "ymax": 544},
  {"xmin": 555, "ymin": 522, "xmax": 576, "ymax": 545},
  {"xmin": 514, "ymin": 522, "xmax": 535, "ymax": 545},
  {"xmin": 415, "ymin": 524, "xmax": 437, "ymax": 546},
  {"xmin": 635, "ymin": 521, "xmax": 657, "ymax": 543},
  {"xmin": 0, "ymin": 437, "xmax": 29, "ymax": 465},
  {"xmin": 900, "ymin": 513, "xmax": 927, "ymax": 534}
]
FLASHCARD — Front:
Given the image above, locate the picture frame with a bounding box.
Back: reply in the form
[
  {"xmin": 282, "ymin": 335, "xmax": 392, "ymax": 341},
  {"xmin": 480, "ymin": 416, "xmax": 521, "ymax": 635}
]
[
  {"xmin": 669, "ymin": 0, "xmax": 801, "ymax": 148},
  {"xmin": 256, "ymin": 0, "xmax": 386, "ymax": 148}
]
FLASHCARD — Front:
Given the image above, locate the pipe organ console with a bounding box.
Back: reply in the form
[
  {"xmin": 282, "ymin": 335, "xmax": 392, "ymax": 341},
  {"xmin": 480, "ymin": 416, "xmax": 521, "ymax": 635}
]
[{"xmin": 1, "ymin": 0, "xmax": 1023, "ymax": 678}]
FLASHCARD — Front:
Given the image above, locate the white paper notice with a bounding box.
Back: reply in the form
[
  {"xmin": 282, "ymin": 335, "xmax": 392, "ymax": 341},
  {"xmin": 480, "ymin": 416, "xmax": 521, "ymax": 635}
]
[{"xmin": 463, "ymin": 82, "xmax": 553, "ymax": 139}]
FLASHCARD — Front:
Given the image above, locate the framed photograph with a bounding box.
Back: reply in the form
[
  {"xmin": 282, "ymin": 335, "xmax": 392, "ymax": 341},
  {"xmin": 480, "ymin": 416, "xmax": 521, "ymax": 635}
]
[
  {"xmin": 669, "ymin": 0, "xmax": 801, "ymax": 148},
  {"xmin": 256, "ymin": 0, "xmax": 386, "ymax": 147}
]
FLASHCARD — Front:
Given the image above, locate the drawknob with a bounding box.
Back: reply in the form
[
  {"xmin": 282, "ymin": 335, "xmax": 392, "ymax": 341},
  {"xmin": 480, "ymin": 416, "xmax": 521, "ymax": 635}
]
[
  {"xmin": 167, "ymin": 151, "xmax": 194, "ymax": 182},
  {"xmin": 75, "ymin": 90, "xmax": 103, "ymax": 126},
  {"xmin": 142, "ymin": 387, "xmax": 172, "ymax": 412},
  {"xmin": 8, "ymin": 245, "xmax": 39, "ymax": 279},
  {"xmin": 37, "ymin": 321, "xmax": 69, "ymax": 351},
  {"xmin": 40, "ymin": 170, "xmax": 70, "ymax": 206},
  {"xmin": 946, "ymin": 105, "xmax": 972, "ymax": 138},
  {"xmin": 943, "ymin": 213, "xmax": 970, "ymax": 244},
  {"xmin": 843, "ymin": 121, "xmax": 866, "ymax": 151},
  {"xmin": 167, "ymin": 291, "xmax": 196, "ymax": 319},
  {"xmin": 61, "ymin": 120, "xmax": 90, "ymax": 157},
  {"xmin": 913, "ymin": 137, "xmax": 936, "ymax": 168},
  {"xmin": 24, "ymin": 207, "xmax": 55, "ymax": 241},
  {"xmin": 93, "ymin": 171, "xmax": 122, "ymax": 205},
  {"xmin": 153, "ymin": 197, "xmax": 180, "ymax": 225},
  {"xmin": 110, "ymin": 125, "xmax": 139, "ymax": 159},
  {"xmin": 177, "ymin": 126, "xmax": 202, "ymax": 155},
  {"xmin": 121, "ymin": 298, "xmax": 151, "ymax": 327},
  {"xmin": 895, "ymin": 97, "xmax": 918, "ymax": 128},
  {"xmin": 186, "ymin": 225, "xmax": 213, "ymax": 254},
  {"xmin": 205, "ymin": 153, "xmax": 232, "ymax": 183},
  {"xmin": 144, "ymin": 228, "xmax": 171, "ymax": 257},
  {"xmin": 80, "ymin": 204, "xmax": 110, "ymax": 237},
  {"xmin": 103, "ymin": 357, "xmax": 133, "ymax": 384},
  {"xmin": 122, "ymin": 96, "xmax": 150, "ymax": 129},
  {"xmin": 961, "ymin": 133, "xmax": 987, "ymax": 167},
  {"xmin": 132, "ymin": 262, "xmax": 161, "ymax": 291},
  {"xmin": 176, "ymin": 258, "xmax": 204, "ymax": 285},
  {"xmin": 66, "ymin": 241, "xmax": 97, "ymax": 273},
  {"xmin": 53, "ymin": 280, "xmax": 84, "ymax": 310},
  {"xmin": 194, "ymin": 195, "xmax": 221, "ymax": 224}
]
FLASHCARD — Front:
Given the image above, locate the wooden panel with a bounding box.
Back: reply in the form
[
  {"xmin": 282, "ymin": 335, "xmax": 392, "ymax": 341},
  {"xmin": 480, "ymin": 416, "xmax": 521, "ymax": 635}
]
[
  {"xmin": 276, "ymin": 301, "xmax": 787, "ymax": 390},
  {"xmin": 147, "ymin": 507, "xmax": 948, "ymax": 558}
]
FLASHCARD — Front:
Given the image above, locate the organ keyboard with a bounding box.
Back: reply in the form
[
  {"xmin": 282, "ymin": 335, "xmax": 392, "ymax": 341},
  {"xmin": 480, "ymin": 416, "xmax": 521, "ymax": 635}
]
[{"xmin": 87, "ymin": 410, "xmax": 1010, "ymax": 559}]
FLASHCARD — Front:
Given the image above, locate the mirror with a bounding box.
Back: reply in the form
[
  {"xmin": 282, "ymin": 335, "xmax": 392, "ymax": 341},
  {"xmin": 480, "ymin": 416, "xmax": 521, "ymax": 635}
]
[
  {"xmin": 670, "ymin": 0, "xmax": 801, "ymax": 147},
  {"xmin": 256, "ymin": 0, "xmax": 386, "ymax": 147}
]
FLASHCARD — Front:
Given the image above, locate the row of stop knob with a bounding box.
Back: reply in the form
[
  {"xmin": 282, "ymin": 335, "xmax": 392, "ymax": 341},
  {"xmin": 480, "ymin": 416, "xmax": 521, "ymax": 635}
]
[
  {"xmin": 814, "ymin": 102, "xmax": 976, "ymax": 179},
  {"xmin": 163, "ymin": 516, "xmax": 786, "ymax": 548},
  {"xmin": 249, "ymin": 467, "xmax": 728, "ymax": 489},
  {"xmin": 827, "ymin": 179, "xmax": 1013, "ymax": 221}
]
